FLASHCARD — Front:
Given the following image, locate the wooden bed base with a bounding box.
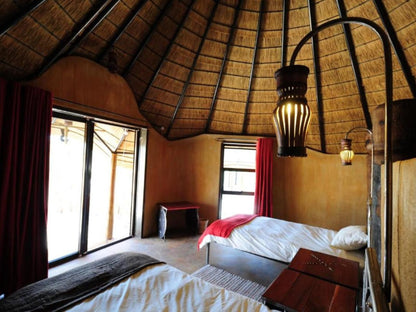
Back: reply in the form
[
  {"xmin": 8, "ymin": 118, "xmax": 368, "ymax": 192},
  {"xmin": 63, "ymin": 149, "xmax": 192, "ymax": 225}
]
[{"xmin": 206, "ymin": 242, "xmax": 288, "ymax": 286}]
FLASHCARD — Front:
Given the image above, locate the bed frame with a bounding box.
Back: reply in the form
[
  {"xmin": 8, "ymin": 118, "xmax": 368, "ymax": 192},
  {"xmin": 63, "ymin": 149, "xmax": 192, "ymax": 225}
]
[{"xmin": 363, "ymin": 248, "xmax": 389, "ymax": 312}]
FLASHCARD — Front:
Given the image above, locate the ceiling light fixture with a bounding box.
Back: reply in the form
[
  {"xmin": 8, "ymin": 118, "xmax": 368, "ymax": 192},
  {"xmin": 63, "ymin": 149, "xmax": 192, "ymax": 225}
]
[
  {"xmin": 340, "ymin": 138, "xmax": 354, "ymax": 165},
  {"xmin": 340, "ymin": 127, "xmax": 373, "ymax": 166},
  {"xmin": 273, "ymin": 65, "xmax": 310, "ymax": 157}
]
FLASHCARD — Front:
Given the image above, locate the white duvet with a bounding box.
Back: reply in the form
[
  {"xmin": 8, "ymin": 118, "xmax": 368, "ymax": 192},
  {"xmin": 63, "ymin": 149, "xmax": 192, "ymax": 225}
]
[
  {"xmin": 65, "ymin": 263, "xmax": 272, "ymax": 312},
  {"xmin": 199, "ymin": 216, "xmax": 364, "ymax": 267}
]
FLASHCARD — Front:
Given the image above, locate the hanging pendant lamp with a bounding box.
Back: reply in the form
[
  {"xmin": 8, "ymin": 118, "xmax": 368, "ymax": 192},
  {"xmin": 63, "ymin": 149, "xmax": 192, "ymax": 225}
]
[
  {"xmin": 340, "ymin": 138, "xmax": 354, "ymax": 165},
  {"xmin": 273, "ymin": 65, "xmax": 310, "ymax": 157}
]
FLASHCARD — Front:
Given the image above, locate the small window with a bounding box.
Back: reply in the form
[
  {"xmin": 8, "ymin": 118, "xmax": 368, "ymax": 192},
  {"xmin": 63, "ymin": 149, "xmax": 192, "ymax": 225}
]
[{"xmin": 219, "ymin": 143, "xmax": 256, "ymax": 219}]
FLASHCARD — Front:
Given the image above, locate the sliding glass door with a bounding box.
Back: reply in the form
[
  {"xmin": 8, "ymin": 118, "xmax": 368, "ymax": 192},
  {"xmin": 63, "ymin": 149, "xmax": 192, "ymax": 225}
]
[
  {"xmin": 88, "ymin": 122, "xmax": 136, "ymax": 251},
  {"xmin": 47, "ymin": 112, "xmax": 140, "ymax": 263},
  {"xmin": 48, "ymin": 118, "xmax": 85, "ymax": 261}
]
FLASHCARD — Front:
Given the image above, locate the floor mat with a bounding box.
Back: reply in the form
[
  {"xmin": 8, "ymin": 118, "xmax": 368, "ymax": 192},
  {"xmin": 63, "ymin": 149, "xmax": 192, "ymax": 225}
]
[{"xmin": 192, "ymin": 265, "xmax": 267, "ymax": 301}]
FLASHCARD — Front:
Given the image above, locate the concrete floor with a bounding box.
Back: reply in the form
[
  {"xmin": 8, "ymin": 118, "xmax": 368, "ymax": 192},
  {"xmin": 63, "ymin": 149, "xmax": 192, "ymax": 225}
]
[{"xmin": 48, "ymin": 235, "xmax": 206, "ymax": 277}]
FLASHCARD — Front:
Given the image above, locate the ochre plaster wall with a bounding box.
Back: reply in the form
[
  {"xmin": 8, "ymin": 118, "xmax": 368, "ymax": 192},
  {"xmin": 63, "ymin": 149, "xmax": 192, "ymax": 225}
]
[
  {"xmin": 273, "ymin": 148, "xmax": 367, "ymax": 230},
  {"xmin": 142, "ymin": 134, "xmax": 238, "ymax": 236},
  {"xmin": 388, "ymin": 158, "xmax": 416, "ymax": 311},
  {"xmin": 144, "ymin": 135, "xmax": 368, "ymax": 235},
  {"xmin": 28, "ymin": 56, "xmax": 148, "ymax": 127}
]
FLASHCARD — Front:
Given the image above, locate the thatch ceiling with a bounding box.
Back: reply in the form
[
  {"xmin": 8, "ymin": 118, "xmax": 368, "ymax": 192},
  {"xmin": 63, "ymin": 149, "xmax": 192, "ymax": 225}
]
[{"xmin": 1, "ymin": 0, "xmax": 415, "ymax": 153}]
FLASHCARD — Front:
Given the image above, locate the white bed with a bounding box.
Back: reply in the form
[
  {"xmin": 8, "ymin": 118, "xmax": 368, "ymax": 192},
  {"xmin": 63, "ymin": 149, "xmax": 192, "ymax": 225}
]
[
  {"xmin": 66, "ymin": 263, "xmax": 271, "ymax": 312},
  {"xmin": 199, "ymin": 216, "xmax": 365, "ymax": 268},
  {"xmin": 0, "ymin": 252, "xmax": 273, "ymax": 312}
]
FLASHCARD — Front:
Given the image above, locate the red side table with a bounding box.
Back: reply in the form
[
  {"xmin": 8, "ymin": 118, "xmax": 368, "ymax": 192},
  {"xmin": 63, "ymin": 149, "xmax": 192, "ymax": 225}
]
[{"xmin": 158, "ymin": 201, "xmax": 199, "ymax": 240}]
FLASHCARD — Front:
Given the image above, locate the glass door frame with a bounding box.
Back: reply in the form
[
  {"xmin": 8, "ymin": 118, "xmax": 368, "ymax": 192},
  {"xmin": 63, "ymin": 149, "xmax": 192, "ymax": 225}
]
[{"xmin": 49, "ymin": 109, "xmax": 141, "ymax": 267}]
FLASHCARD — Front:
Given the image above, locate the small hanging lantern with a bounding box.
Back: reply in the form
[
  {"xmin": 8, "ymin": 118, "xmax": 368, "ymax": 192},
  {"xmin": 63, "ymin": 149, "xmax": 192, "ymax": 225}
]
[
  {"xmin": 340, "ymin": 138, "xmax": 354, "ymax": 165},
  {"xmin": 273, "ymin": 65, "xmax": 310, "ymax": 157}
]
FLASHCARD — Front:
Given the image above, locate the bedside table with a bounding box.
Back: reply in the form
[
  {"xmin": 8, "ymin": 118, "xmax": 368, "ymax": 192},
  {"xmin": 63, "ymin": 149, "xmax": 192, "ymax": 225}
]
[
  {"xmin": 262, "ymin": 248, "xmax": 359, "ymax": 311},
  {"xmin": 262, "ymin": 269, "xmax": 357, "ymax": 312},
  {"xmin": 289, "ymin": 248, "xmax": 360, "ymax": 290}
]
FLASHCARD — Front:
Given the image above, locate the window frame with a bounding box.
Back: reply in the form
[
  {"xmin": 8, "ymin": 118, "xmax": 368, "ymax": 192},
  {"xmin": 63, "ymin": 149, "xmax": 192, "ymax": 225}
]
[{"xmin": 218, "ymin": 142, "xmax": 256, "ymax": 219}]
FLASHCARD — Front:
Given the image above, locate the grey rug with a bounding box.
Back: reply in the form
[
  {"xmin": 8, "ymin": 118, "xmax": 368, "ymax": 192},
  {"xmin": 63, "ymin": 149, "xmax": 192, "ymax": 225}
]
[{"xmin": 192, "ymin": 265, "xmax": 267, "ymax": 302}]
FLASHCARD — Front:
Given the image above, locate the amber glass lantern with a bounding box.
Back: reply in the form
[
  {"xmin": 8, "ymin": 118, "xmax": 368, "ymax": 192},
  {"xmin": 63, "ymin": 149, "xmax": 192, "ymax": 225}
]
[
  {"xmin": 340, "ymin": 138, "xmax": 354, "ymax": 165},
  {"xmin": 273, "ymin": 65, "xmax": 310, "ymax": 157}
]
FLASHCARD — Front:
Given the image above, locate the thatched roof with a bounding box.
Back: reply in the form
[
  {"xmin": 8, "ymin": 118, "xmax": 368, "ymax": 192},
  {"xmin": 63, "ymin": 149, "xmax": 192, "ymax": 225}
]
[{"xmin": 1, "ymin": 0, "xmax": 415, "ymax": 153}]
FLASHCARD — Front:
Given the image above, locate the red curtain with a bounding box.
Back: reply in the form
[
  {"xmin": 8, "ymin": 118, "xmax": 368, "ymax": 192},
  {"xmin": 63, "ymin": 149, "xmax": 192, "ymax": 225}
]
[
  {"xmin": 254, "ymin": 138, "xmax": 274, "ymax": 217},
  {"xmin": 0, "ymin": 78, "xmax": 52, "ymax": 296}
]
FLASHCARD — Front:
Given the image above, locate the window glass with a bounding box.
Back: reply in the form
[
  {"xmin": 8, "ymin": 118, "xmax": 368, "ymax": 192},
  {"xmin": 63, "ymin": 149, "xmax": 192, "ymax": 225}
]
[
  {"xmin": 221, "ymin": 194, "xmax": 256, "ymax": 219},
  {"xmin": 48, "ymin": 118, "xmax": 85, "ymax": 261},
  {"xmin": 223, "ymin": 147, "xmax": 256, "ymax": 169},
  {"xmin": 88, "ymin": 123, "xmax": 135, "ymax": 250},
  {"xmin": 223, "ymin": 170, "xmax": 256, "ymax": 192},
  {"xmin": 219, "ymin": 144, "xmax": 256, "ymax": 219}
]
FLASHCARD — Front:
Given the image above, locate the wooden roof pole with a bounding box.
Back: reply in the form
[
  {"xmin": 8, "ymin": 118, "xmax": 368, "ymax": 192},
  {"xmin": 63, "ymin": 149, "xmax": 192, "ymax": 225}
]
[
  {"xmin": 165, "ymin": 1, "xmax": 220, "ymax": 137},
  {"xmin": 372, "ymin": 0, "xmax": 416, "ymax": 98},
  {"xmin": 242, "ymin": 0, "xmax": 264, "ymax": 134},
  {"xmin": 205, "ymin": 0, "xmax": 243, "ymax": 133},
  {"xmin": 307, "ymin": 0, "xmax": 326, "ymax": 153},
  {"xmin": 98, "ymin": 0, "xmax": 149, "ymax": 62},
  {"xmin": 0, "ymin": 0, "xmax": 47, "ymax": 36},
  {"xmin": 36, "ymin": 0, "xmax": 115, "ymax": 77},
  {"xmin": 65, "ymin": 0, "xmax": 121, "ymax": 56},
  {"xmin": 336, "ymin": 0, "xmax": 372, "ymax": 130},
  {"xmin": 122, "ymin": 0, "xmax": 173, "ymax": 77},
  {"xmin": 136, "ymin": 0, "xmax": 196, "ymax": 110}
]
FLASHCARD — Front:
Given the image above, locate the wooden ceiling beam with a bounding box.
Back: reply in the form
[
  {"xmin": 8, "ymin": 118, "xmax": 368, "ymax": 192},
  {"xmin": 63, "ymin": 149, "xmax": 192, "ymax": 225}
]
[
  {"xmin": 136, "ymin": 0, "xmax": 195, "ymax": 110},
  {"xmin": 308, "ymin": 0, "xmax": 326, "ymax": 153},
  {"xmin": 165, "ymin": 1, "xmax": 219, "ymax": 137},
  {"xmin": 0, "ymin": 0, "xmax": 47, "ymax": 36},
  {"xmin": 281, "ymin": 0, "xmax": 289, "ymax": 67},
  {"xmin": 98, "ymin": 0, "xmax": 149, "ymax": 62},
  {"xmin": 372, "ymin": 0, "xmax": 416, "ymax": 98},
  {"xmin": 122, "ymin": 0, "xmax": 172, "ymax": 77},
  {"xmin": 242, "ymin": 0, "xmax": 263, "ymax": 134},
  {"xmin": 336, "ymin": 0, "xmax": 372, "ymax": 130},
  {"xmin": 65, "ymin": 0, "xmax": 121, "ymax": 56},
  {"xmin": 205, "ymin": 0, "xmax": 243, "ymax": 133},
  {"xmin": 36, "ymin": 0, "xmax": 115, "ymax": 77}
]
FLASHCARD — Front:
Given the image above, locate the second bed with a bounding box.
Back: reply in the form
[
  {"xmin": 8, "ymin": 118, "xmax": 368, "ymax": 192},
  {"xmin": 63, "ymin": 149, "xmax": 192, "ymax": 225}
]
[{"xmin": 199, "ymin": 215, "xmax": 366, "ymax": 285}]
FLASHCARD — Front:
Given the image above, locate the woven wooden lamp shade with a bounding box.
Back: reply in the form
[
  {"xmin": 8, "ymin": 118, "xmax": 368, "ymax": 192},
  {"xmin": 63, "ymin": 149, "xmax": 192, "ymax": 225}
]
[
  {"xmin": 1, "ymin": 0, "xmax": 416, "ymax": 155},
  {"xmin": 273, "ymin": 65, "xmax": 310, "ymax": 157}
]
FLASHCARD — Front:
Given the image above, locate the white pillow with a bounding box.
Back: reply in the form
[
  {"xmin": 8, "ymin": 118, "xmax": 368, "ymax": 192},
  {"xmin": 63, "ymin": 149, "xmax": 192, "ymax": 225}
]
[{"xmin": 331, "ymin": 225, "xmax": 368, "ymax": 250}]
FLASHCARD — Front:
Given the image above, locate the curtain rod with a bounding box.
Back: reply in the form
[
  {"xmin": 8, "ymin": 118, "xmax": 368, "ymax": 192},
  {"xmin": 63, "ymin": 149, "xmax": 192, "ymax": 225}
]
[{"xmin": 215, "ymin": 138, "xmax": 257, "ymax": 143}]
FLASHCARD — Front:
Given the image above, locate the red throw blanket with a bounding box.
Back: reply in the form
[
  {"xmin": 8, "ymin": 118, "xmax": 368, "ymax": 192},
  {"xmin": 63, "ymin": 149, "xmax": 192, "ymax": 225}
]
[{"xmin": 198, "ymin": 214, "xmax": 257, "ymax": 249}]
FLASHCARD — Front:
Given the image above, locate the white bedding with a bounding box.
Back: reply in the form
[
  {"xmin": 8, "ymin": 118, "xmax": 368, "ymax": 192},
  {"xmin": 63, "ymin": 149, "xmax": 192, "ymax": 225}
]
[
  {"xmin": 199, "ymin": 216, "xmax": 364, "ymax": 267},
  {"xmin": 65, "ymin": 263, "xmax": 272, "ymax": 312}
]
